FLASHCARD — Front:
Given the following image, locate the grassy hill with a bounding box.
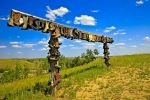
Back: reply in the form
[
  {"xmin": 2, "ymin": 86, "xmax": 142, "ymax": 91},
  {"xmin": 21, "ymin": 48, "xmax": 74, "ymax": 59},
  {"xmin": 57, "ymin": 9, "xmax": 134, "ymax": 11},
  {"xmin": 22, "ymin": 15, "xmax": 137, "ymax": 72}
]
[
  {"xmin": 0, "ymin": 59, "xmax": 34, "ymax": 70},
  {"xmin": 0, "ymin": 58, "xmax": 48, "ymax": 72},
  {"xmin": 0, "ymin": 54, "xmax": 150, "ymax": 100}
]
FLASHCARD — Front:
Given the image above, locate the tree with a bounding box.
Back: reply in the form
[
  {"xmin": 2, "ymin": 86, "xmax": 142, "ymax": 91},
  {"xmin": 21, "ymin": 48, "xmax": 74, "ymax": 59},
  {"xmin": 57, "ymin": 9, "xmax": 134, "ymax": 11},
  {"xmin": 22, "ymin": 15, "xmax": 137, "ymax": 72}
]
[
  {"xmin": 93, "ymin": 49, "xmax": 99, "ymax": 58},
  {"xmin": 85, "ymin": 49, "xmax": 94, "ymax": 62}
]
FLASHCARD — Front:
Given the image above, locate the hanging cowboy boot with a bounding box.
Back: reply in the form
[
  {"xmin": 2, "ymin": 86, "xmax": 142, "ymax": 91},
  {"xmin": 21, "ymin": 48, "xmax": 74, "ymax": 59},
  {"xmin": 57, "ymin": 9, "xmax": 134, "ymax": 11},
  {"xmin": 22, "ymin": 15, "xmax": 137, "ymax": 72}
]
[
  {"xmin": 21, "ymin": 15, "xmax": 29, "ymax": 30},
  {"xmin": 28, "ymin": 16, "xmax": 35, "ymax": 29},
  {"xmin": 51, "ymin": 28, "xmax": 60, "ymax": 38},
  {"xmin": 49, "ymin": 22, "xmax": 56, "ymax": 31},
  {"xmin": 69, "ymin": 29, "xmax": 74, "ymax": 40},
  {"xmin": 59, "ymin": 25, "xmax": 64, "ymax": 36},
  {"xmin": 72, "ymin": 28, "xmax": 79, "ymax": 39},
  {"xmin": 101, "ymin": 35, "xmax": 105, "ymax": 43},
  {"xmin": 34, "ymin": 19, "xmax": 42, "ymax": 30},
  {"xmin": 43, "ymin": 21, "xmax": 50, "ymax": 33},
  {"xmin": 55, "ymin": 61, "xmax": 61, "ymax": 69},
  {"xmin": 97, "ymin": 36, "xmax": 101, "ymax": 42},
  {"xmin": 13, "ymin": 12, "xmax": 22, "ymax": 26},
  {"xmin": 78, "ymin": 31, "xmax": 82, "ymax": 39},
  {"xmin": 49, "ymin": 38, "xmax": 61, "ymax": 48}
]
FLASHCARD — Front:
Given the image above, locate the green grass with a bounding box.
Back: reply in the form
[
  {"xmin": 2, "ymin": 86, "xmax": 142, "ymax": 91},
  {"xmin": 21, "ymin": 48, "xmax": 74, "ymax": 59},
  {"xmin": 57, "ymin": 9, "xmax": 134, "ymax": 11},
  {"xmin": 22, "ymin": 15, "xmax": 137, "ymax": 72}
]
[
  {"xmin": 0, "ymin": 59, "xmax": 35, "ymax": 70},
  {"xmin": 0, "ymin": 58, "xmax": 105, "ymax": 98},
  {"xmin": 0, "ymin": 54, "xmax": 150, "ymax": 99}
]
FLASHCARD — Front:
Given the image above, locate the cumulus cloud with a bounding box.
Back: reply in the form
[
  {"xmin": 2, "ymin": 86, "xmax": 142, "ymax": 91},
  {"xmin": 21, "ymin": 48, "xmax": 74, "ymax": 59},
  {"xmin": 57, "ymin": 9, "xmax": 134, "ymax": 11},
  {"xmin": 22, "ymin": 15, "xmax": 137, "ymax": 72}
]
[
  {"xmin": 104, "ymin": 26, "xmax": 116, "ymax": 33},
  {"xmin": 113, "ymin": 30, "xmax": 126, "ymax": 36},
  {"xmin": 74, "ymin": 15, "xmax": 96, "ymax": 26},
  {"xmin": 45, "ymin": 6, "xmax": 69, "ymax": 21},
  {"xmin": 136, "ymin": 0, "xmax": 144, "ymax": 5},
  {"xmin": 0, "ymin": 45, "xmax": 7, "ymax": 48},
  {"xmin": 144, "ymin": 36, "xmax": 150, "ymax": 41},
  {"xmin": 12, "ymin": 45, "xmax": 22, "ymax": 48}
]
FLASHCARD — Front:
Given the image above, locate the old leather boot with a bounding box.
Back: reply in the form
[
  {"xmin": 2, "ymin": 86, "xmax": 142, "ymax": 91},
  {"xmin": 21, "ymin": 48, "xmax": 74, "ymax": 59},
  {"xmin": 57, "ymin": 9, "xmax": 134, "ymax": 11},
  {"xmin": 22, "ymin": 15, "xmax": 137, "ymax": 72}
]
[
  {"xmin": 51, "ymin": 28, "xmax": 60, "ymax": 38},
  {"xmin": 13, "ymin": 12, "xmax": 22, "ymax": 26},
  {"xmin": 21, "ymin": 15, "xmax": 28, "ymax": 30},
  {"xmin": 43, "ymin": 21, "xmax": 50, "ymax": 33}
]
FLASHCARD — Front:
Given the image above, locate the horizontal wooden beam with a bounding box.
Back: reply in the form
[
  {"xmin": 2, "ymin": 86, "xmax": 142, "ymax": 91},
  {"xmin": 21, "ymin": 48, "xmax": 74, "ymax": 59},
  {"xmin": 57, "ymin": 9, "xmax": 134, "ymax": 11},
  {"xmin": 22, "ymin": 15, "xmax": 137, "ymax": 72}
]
[{"xmin": 8, "ymin": 9, "xmax": 114, "ymax": 43}]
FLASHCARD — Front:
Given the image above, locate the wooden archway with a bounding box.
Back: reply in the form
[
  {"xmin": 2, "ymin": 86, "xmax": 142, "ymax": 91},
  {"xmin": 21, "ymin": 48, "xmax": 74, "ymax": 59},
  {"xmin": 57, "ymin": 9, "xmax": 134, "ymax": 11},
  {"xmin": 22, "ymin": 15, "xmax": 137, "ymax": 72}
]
[{"xmin": 7, "ymin": 9, "xmax": 114, "ymax": 94}]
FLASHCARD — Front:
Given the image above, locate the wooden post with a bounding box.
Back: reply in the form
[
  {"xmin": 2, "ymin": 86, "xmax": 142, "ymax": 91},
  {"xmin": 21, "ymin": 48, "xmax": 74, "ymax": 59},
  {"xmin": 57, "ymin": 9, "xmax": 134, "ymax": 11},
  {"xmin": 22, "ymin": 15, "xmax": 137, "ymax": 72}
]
[
  {"xmin": 103, "ymin": 43, "xmax": 110, "ymax": 66},
  {"xmin": 47, "ymin": 28, "xmax": 61, "ymax": 95}
]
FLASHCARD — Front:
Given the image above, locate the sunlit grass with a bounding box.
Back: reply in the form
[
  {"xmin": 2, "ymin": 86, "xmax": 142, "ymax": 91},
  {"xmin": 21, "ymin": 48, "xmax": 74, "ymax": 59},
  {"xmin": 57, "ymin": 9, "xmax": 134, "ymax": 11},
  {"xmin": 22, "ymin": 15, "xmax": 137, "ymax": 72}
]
[{"xmin": 0, "ymin": 54, "xmax": 150, "ymax": 99}]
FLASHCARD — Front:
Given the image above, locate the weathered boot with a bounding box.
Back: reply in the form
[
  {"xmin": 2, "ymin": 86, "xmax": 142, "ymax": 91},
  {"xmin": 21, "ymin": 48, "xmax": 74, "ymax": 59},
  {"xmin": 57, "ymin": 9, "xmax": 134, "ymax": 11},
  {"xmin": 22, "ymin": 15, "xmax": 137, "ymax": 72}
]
[{"xmin": 21, "ymin": 15, "xmax": 28, "ymax": 30}]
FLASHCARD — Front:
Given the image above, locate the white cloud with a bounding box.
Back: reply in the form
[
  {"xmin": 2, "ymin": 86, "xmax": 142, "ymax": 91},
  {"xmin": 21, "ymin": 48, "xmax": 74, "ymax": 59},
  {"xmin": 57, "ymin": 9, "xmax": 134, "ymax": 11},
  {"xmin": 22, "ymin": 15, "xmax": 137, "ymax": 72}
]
[
  {"xmin": 144, "ymin": 36, "xmax": 150, "ymax": 41},
  {"xmin": 130, "ymin": 45, "xmax": 137, "ymax": 48},
  {"xmin": 136, "ymin": 0, "xmax": 144, "ymax": 5},
  {"xmin": 12, "ymin": 45, "xmax": 22, "ymax": 48},
  {"xmin": 9, "ymin": 41, "xmax": 22, "ymax": 45},
  {"xmin": 38, "ymin": 38, "xmax": 48, "ymax": 45},
  {"xmin": 0, "ymin": 45, "xmax": 7, "ymax": 48},
  {"xmin": 66, "ymin": 20, "xmax": 71, "ymax": 24},
  {"xmin": 82, "ymin": 42, "xmax": 95, "ymax": 49},
  {"xmin": 113, "ymin": 30, "xmax": 126, "ymax": 36},
  {"xmin": 0, "ymin": 17, "xmax": 9, "ymax": 21},
  {"xmin": 74, "ymin": 15, "xmax": 96, "ymax": 26},
  {"xmin": 91, "ymin": 10, "xmax": 99, "ymax": 13},
  {"xmin": 23, "ymin": 43, "xmax": 36, "ymax": 48},
  {"xmin": 45, "ymin": 6, "xmax": 69, "ymax": 21},
  {"xmin": 40, "ymin": 47, "xmax": 48, "ymax": 51},
  {"xmin": 115, "ymin": 43, "xmax": 126, "ymax": 46},
  {"xmin": 75, "ymin": 40, "xmax": 82, "ymax": 43},
  {"xmin": 104, "ymin": 26, "xmax": 116, "ymax": 33}
]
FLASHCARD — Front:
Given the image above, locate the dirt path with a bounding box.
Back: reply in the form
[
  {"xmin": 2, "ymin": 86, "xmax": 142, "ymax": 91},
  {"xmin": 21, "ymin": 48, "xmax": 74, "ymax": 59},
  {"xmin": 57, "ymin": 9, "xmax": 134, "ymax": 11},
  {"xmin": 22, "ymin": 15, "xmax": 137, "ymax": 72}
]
[{"xmin": 76, "ymin": 67, "xmax": 150, "ymax": 100}]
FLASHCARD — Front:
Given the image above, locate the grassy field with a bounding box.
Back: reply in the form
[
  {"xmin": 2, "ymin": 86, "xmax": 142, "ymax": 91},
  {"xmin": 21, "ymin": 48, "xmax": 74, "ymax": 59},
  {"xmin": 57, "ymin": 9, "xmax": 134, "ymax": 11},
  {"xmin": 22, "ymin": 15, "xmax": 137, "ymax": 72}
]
[
  {"xmin": 0, "ymin": 54, "xmax": 150, "ymax": 100},
  {"xmin": 0, "ymin": 58, "xmax": 48, "ymax": 71}
]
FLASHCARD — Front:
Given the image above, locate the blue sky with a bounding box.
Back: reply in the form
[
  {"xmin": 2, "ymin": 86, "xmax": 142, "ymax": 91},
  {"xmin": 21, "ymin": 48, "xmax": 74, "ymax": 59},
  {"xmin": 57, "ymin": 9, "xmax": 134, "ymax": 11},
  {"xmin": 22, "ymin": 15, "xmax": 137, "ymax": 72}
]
[{"xmin": 0, "ymin": 0, "xmax": 150, "ymax": 58}]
